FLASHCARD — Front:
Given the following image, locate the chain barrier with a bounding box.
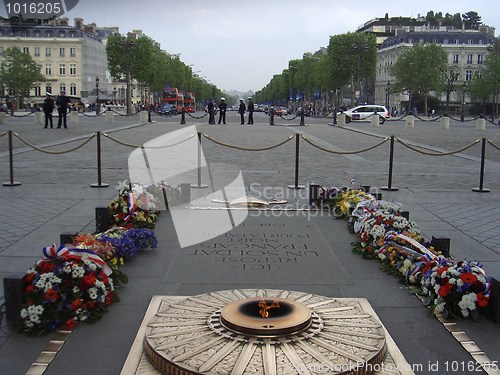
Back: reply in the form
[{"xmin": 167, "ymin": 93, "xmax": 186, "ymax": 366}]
[
  {"xmin": 389, "ymin": 113, "xmax": 408, "ymax": 121},
  {"xmin": 0, "ymin": 131, "xmax": 7, "ymax": 138},
  {"xmin": 279, "ymin": 113, "xmax": 299, "ymax": 121},
  {"xmin": 411, "ymin": 114, "xmax": 443, "ymax": 122},
  {"xmin": 395, "ymin": 137, "xmax": 481, "ymax": 156},
  {"xmin": 484, "ymin": 117, "xmax": 500, "ymax": 126},
  {"xmin": 13, "ymin": 132, "xmax": 97, "ymax": 154},
  {"xmin": 486, "ymin": 139, "xmax": 500, "ymax": 151},
  {"xmin": 187, "ymin": 112, "xmax": 209, "ymax": 120},
  {"xmin": 101, "ymin": 132, "xmax": 196, "ymax": 149},
  {"xmin": 447, "ymin": 115, "xmax": 481, "ymax": 122},
  {"xmin": 301, "ymin": 135, "xmax": 389, "ymax": 154},
  {"xmin": 81, "ymin": 111, "xmax": 105, "ymax": 118},
  {"xmin": 202, "ymin": 133, "xmax": 295, "ymax": 151}
]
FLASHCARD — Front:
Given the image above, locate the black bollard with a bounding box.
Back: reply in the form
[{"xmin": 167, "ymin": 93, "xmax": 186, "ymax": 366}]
[
  {"xmin": 430, "ymin": 236, "xmax": 450, "ymax": 258},
  {"xmin": 3, "ymin": 274, "xmax": 24, "ymax": 322},
  {"xmin": 95, "ymin": 207, "xmax": 112, "ymax": 233},
  {"xmin": 180, "ymin": 108, "xmax": 186, "ymax": 125},
  {"xmin": 300, "ymin": 108, "xmax": 305, "ymax": 126}
]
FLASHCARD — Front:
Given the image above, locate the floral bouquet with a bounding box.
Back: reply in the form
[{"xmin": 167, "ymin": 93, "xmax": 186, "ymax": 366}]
[
  {"xmin": 353, "ymin": 201, "xmax": 423, "ymax": 254},
  {"xmin": 96, "ymin": 227, "xmax": 158, "ymax": 260},
  {"xmin": 20, "ymin": 244, "xmax": 115, "ymax": 335},
  {"xmin": 108, "ymin": 182, "xmax": 159, "ymax": 229},
  {"xmin": 333, "ymin": 189, "xmax": 374, "ymax": 219},
  {"xmin": 420, "ymin": 257, "xmax": 491, "ymax": 320}
]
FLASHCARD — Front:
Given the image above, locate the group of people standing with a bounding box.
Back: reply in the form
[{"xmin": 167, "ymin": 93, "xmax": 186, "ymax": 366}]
[
  {"xmin": 207, "ymin": 97, "xmax": 254, "ymax": 125},
  {"xmin": 42, "ymin": 90, "xmax": 71, "ymax": 128}
]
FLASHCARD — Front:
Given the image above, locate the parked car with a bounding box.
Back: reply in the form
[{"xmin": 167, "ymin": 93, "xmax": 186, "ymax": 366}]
[
  {"xmin": 338, "ymin": 105, "xmax": 390, "ymax": 124},
  {"xmin": 158, "ymin": 103, "xmax": 177, "ymax": 116}
]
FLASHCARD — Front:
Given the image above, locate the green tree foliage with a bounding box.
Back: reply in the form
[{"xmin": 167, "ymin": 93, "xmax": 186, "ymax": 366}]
[
  {"xmin": 462, "ymin": 11, "xmax": 482, "ymax": 30},
  {"xmin": 390, "ymin": 43, "xmax": 447, "ymax": 112},
  {"xmin": 327, "ymin": 32, "xmax": 377, "ymax": 105},
  {"xmin": 106, "ymin": 33, "xmax": 222, "ymax": 105},
  {"xmin": 0, "ymin": 46, "xmax": 45, "ymax": 100},
  {"xmin": 466, "ymin": 39, "xmax": 500, "ymax": 114}
]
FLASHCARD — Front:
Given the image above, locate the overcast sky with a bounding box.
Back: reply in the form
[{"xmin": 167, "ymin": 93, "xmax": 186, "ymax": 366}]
[{"xmin": 5, "ymin": 0, "xmax": 499, "ymax": 92}]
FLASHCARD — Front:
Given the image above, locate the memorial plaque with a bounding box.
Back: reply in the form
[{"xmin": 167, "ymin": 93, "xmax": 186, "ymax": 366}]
[{"xmin": 163, "ymin": 212, "xmax": 352, "ymax": 285}]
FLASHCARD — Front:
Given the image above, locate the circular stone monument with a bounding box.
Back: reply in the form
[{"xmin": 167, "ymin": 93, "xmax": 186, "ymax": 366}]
[{"xmin": 144, "ymin": 289, "xmax": 387, "ymax": 374}]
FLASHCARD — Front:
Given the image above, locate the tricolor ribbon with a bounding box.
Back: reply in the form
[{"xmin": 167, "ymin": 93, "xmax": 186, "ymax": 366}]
[
  {"xmin": 41, "ymin": 244, "xmax": 112, "ymax": 276},
  {"xmin": 124, "ymin": 192, "xmax": 138, "ymax": 222}
]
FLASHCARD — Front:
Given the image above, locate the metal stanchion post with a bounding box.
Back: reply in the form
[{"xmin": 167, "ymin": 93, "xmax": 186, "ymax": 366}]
[
  {"xmin": 191, "ymin": 132, "xmax": 208, "ymax": 188},
  {"xmin": 380, "ymin": 135, "xmax": 399, "ymax": 191},
  {"xmin": 269, "ymin": 109, "xmax": 275, "ymax": 125},
  {"xmin": 288, "ymin": 133, "xmax": 305, "ymax": 189},
  {"xmin": 472, "ymin": 137, "xmax": 490, "ymax": 192},
  {"xmin": 91, "ymin": 131, "xmax": 109, "ymax": 188},
  {"xmin": 180, "ymin": 108, "xmax": 186, "ymax": 125},
  {"xmin": 2, "ymin": 130, "xmax": 21, "ymax": 186},
  {"xmin": 300, "ymin": 108, "xmax": 305, "ymax": 126}
]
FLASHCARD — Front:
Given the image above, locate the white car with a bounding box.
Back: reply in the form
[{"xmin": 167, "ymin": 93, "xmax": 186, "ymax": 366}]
[{"xmin": 339, "ymin": 105, "xmax": 390, "ymax": 124}]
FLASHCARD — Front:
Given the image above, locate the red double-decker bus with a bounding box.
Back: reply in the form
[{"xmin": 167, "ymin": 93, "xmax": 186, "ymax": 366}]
[
  {"xmin": 162, "ymin": 87, "xmax": 184, "ymax": 114},
  {"xmin": 182, "ymin": 91, "xmax": 196, "ymax": 112}
]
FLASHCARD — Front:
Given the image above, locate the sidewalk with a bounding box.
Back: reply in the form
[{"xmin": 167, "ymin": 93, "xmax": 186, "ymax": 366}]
[{"xmin": 0, "ymin": 113, "xmax": 499, "ymax": 375}]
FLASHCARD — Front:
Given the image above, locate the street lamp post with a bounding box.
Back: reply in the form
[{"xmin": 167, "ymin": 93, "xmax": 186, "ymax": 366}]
[
  {"xmin": 487, "ymin": 41, "xmax": 498, "ymax": 122},
  {"xmin": 95, "ymin": 76, "xmax": 100, "ymax": 114},
  {"xmin": 385, "ymin": 81, "xmax": 391, "ymax": 110},
  {"xmin": 461, "ymin": 82, "xmax": 466, "ymax": 122}
]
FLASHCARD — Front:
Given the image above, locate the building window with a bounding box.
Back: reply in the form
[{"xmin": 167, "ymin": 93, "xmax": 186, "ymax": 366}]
[
  {"xmin": 59, "ymin": 47, "xmax": 65, "ymax": 57},
  {"xmin": 46, "ymin": 84, "xmax": 52, "ymax": 95},
  {"xmin": 60, "ymin": 84, "xmax": 66, "ymax": 93},
  {"xmin": 45, "ymin": 31, "xmax": 53, "ymax": 37},
  {"xmin": 70, "ymin": 84, "xmax": 77, "ymax": 96},
  {"xmin": 33, "ymin": 30, "xmax": 40, "ymax": 37},
  {"xmin": 454, "ymin": 39, "xmax": 460, "ymax": 44},
  {"xmin": 70, "ymin": 48, "xmax": 76, "ymax": 57},
  {"xmin": 45, "ymin": 47, "xmax": 51, "ymax": 57},
  {"xmin": 22, "ymin": 47, "xmax": 29, "ymax": 54},
  {"xmin": 69, "ymin": 31, "xmax": 76, "ymax": 38},
  {"xmin": 467, "ymin": 54, "xmax": 473, "ymax": 64},
  {"xmin": 465, "ymin": 70, "xmax": 473, "ymax": 81},
  {"xmin": 453, "ymin": 54, "xmax": 459, "ymax": 64},
  {"xmin": 34, "ymin": 84, "xmax": 41, "ymax": 97},
  {"xmin": 45, "ymin": 64, "xmax": 52, "ymax": 75},
  {"xmin": 478, "ymin": 54, "xmax": 484, "ymax": 64},
  {"xmin": 34, "ymin": 47, "xmax": 40, "ymax": 56},
  {"xmin": 58, "ymin": 31, "xmax": 66, "ymax": 38},
  {"xmin": 59, "ymin": 64, "xmax": 65, "ymax": 75},
  {"xmin": 70, "ymin": 64, "xmax": 76, "ymax": 75}
]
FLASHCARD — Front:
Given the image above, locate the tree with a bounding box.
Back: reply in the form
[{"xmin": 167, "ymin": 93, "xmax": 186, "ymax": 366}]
[
  {"xmin": 462, "ymin": 11, "xmax": 482, "ymax": 30},
  {"xmin": 390, "ymin": 43, "xmax": 447, "ymax": 114},
  {"xmin": 440, "ymin": 66, "xmax": 461, "ymax": 113},
  {"xmin": 0, "ymin": 46, "xmax": 45, "ymax": 110},
  {"xmin": 327, "ymin": 32, "xmax": 377, "ymax": 106}
]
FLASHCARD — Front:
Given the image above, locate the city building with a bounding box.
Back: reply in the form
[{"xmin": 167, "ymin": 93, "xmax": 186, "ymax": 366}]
[
  {"xmin": 0, "ymin": 16, "xmax": 112, "ymax": 107},
  {"xmin": 375, "ymin": 28, "xmax": 496, "ymax": 114}
]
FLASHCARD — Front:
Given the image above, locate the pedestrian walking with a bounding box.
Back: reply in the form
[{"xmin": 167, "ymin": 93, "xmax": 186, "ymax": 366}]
[
  {"xmin": 218, "ymin": 97, "xmax": 227, "ymax": 124},
  {"xmin": 207, "ymin": 99, "xmax": 215, "ymax": 124},
  {"xmin": 42, "ymin": 93, "xmax": 54, "ymax": 128},
  {"xmin": 56, "ymin": 90, "xmax": 71, "ymax": 128},
  {"xmin": 247, "ymin": 97, "xmax": 254, "ymax": 124},
  {"xmin": 238, "ymin": 99, "xmax": 246, "ymax": 124}
]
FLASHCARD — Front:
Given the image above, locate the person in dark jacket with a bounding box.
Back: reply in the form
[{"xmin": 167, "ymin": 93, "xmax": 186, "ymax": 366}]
[
  {"xmin": 207, "ymin": 99, "xmax": 215, "ymax": 124},
  {"xmin": 56, "ymin": 90, "xmax": 71, "ymax": 128},
  {"xmin": 218, "ymin": 97, "xmax": 227, "ymax": 124},
  {"xmin": 42, "ymin": 93, "xmax": 54, "ymax": 128},
  {"xmin": 238, "ymin": 99, "xmax": 246, "ymax": 124},
  {"xmin": 247, "ymin": 97, "xmax": 254, "ymax": 124}
]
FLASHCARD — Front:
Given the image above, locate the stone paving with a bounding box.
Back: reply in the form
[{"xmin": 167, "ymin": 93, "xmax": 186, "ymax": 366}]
[{"xmin": 0, "ymin": 111, "xmax": 499, "ymax": 375}]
